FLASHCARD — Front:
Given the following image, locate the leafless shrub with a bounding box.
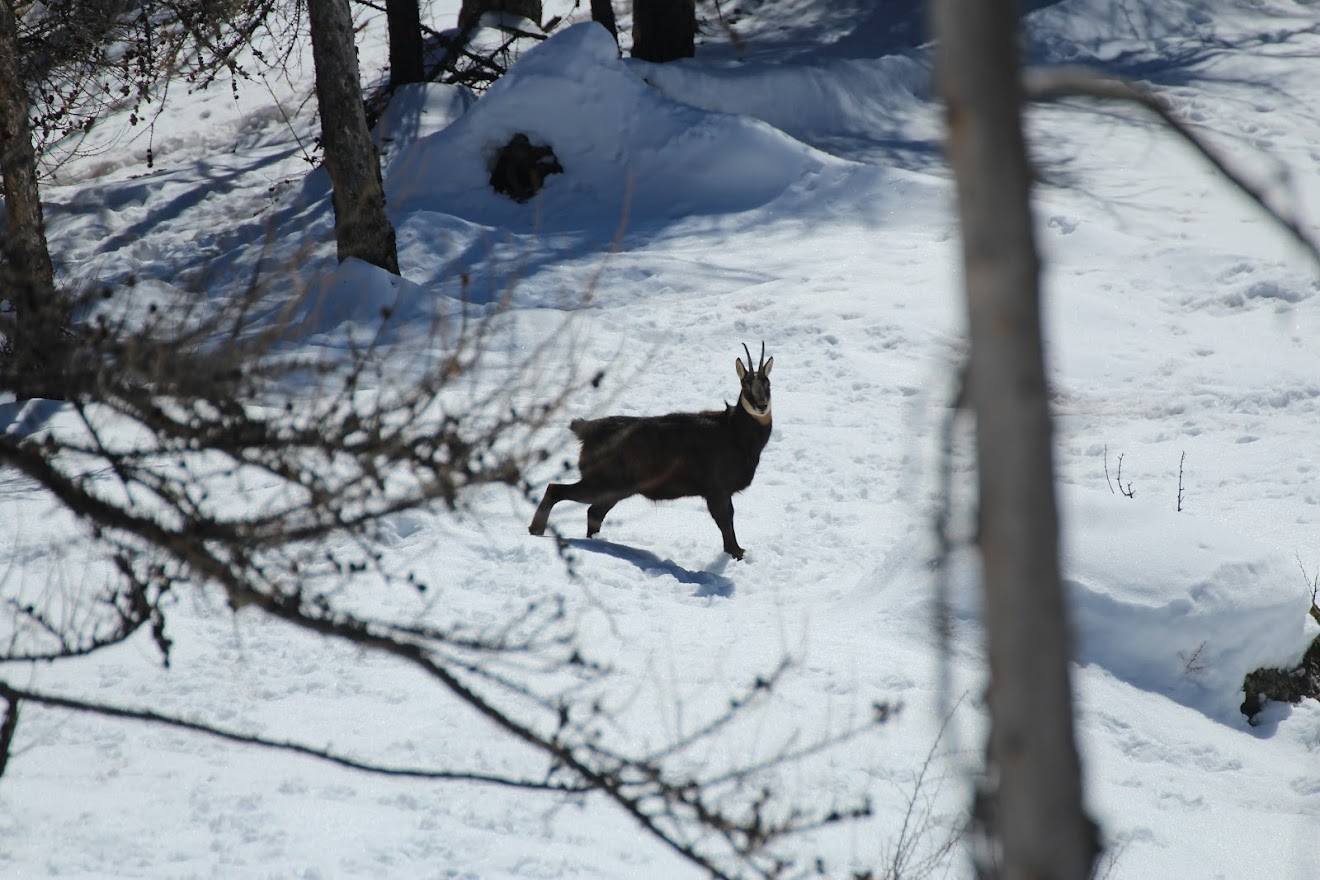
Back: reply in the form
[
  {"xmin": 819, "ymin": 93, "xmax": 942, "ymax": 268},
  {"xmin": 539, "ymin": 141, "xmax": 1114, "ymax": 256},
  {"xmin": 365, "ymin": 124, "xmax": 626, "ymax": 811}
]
[
  {"xmin": 17, "ymin": 1, "xmax": 301, "ymax": 175},
  {"xmin": 871, "ymin": 706, "xmax": 967, "ymax": 880},
  {"xmin": 1103, "ymin": 445, "xmax": 1135, "ymax": 499}
]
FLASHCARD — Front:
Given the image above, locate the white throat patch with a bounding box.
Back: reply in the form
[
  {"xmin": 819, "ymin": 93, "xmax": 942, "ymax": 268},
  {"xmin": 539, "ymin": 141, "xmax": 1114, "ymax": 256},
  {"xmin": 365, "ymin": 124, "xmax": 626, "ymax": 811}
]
[{"xmin": 740, "ymin": 397, "xmax": 772, "ymax": 425}]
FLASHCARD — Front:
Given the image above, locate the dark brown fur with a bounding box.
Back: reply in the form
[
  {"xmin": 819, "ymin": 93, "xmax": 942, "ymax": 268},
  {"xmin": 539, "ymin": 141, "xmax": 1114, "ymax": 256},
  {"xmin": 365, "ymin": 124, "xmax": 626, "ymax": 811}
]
[{"xmin": 528, "ymin": 344, "xmax": 774, "ymax": 559}]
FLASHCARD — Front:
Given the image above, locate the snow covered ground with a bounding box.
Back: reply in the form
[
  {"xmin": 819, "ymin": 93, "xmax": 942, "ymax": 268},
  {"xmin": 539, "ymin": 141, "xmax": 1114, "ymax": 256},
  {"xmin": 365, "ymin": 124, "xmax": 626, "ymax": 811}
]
[{"xmin": 3, "ymin": 0, "xmax": 1320, "ymax": 877}]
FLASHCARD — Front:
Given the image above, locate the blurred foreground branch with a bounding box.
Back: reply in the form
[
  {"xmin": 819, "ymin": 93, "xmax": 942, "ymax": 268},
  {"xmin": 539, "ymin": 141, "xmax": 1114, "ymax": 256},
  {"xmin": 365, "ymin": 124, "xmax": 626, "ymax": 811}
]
[
  {"xmin": 1023, "ymin": 66, "xmax": 1320, "ymax": 268},
  {"xmin": 0, "ymin": 271, "xmax": 883, "ymax": 878}
]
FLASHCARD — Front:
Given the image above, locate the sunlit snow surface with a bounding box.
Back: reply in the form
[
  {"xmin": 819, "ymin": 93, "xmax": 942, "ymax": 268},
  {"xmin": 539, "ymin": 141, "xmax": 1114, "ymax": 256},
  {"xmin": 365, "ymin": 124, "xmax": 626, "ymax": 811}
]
[{"xmin": 3, "ymin": 1, "xmax": 1320, "ymax": 877}]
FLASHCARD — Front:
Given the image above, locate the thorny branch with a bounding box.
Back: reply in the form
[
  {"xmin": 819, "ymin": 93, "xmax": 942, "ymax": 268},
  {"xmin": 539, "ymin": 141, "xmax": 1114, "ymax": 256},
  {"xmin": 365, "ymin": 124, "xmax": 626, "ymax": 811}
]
[
  {"xmin": 1177, "ymin": 450, "xmax": 1186, "ymax": 512},
  {"xmin": 1295, "ymin": 556, "xmax": 1320, "ymax": 627},
  {"xmin": 1103, "ymin": 446, "xmax": 1135, "ymax": 499}
]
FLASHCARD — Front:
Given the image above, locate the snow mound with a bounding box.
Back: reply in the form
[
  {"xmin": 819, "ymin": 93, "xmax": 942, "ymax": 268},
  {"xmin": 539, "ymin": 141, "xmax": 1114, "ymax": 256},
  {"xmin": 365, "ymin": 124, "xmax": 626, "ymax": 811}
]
[
  {"xmin": 1060, "ymin": 486, "xmax": 1313, "ymax": 722},
  {"xmin": 296, "ymin": 257, "xmax": 431, "ymax": 344},
  {"xmin": 375, "ymin": 83, "xmax": 476, "ymax": 176},
  {"xmin": 633, "ymin": 52, "xmax": 933, "ymax": 151},
  {"xmin": 385, "ymin": 22, "xmax": 833, "ymax": 232}
]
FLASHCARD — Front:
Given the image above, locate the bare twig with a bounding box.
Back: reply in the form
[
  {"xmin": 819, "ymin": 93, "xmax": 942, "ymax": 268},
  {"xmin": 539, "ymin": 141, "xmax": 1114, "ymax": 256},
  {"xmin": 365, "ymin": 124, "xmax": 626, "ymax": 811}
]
[
  {"xmin": 1116, "ymin": 453, "xmax": 1135, "ymax": 499},
  {"xmin": 883, "ymin": 697, "xmax": 967, "ymax": 880},
  {"xmin": 21, "ymin": 0, "xmax": 296, "ymax": 175},
  {"xmin": 1180, "ymin": 640, "xmax": 1208, "ymax": 674},
  {"xmin": 1294, "ymin": 556, "xmax": 1320, "ymax": 627},
  {"xmin": 1177, "ymin": 451, "xmax": 1186, "ymax": 512}
]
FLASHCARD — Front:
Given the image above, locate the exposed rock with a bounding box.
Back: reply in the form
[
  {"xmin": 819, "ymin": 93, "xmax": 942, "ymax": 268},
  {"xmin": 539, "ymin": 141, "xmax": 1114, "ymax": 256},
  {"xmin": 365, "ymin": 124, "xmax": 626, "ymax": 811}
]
[{"xmin": 1242, "ymin": 633, "xmax": 1320, "ymax": 722}]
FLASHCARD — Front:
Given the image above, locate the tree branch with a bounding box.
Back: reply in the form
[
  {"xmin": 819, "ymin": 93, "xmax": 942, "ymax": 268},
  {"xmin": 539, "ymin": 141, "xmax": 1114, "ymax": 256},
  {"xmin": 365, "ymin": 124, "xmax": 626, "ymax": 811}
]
[
  {"xmin": 1023, "ymin": 66, "xmax": 1320, "ymax": 267},
  {"xmin": 0, "ymin": 276, "xmax": 876, "ymax": 877},
  {"xmin": 0, "ymin": 687, "xmax": 18, "ymax": 779},
  {"xmin": 0, "ymin": 680, "xmax": 580, "ymax": 790}
]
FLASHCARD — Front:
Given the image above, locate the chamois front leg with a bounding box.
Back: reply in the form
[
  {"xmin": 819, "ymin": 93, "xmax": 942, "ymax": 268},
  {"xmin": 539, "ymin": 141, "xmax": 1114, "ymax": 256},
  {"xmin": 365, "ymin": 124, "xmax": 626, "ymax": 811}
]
[
  {"xmin": 531, "ymin": 483, "xmax": 626, "ymax": 538},
  {"xmin": 705, "ymin": 494, "xmax": 745, "ymax": 560},
  {"xmin": 529, "ymin": 483, "xmax": 568, "ymax": 535}
]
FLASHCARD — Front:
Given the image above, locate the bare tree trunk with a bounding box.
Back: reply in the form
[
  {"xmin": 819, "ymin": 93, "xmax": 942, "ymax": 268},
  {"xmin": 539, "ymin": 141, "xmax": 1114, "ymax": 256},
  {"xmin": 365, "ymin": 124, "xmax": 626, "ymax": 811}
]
[
  {"xmin": 458, "ymin": 0, "xmax": 542, "ymax": 30},
  {"xmin": 0, "ymin": 0, "xmax": 65, "ymax": 396},
  {"xmin": 305, "ymin": 0, "xmax": 400, "ymax": 274},
  {"xmin": 631, "ymin": 0, "xmax": 694, "ymax": 62},
  {"xmin": 385, "ymin": 0, "xmax": 424, "ymax": 86},
  {"xmin": 929, "ymin": 1, "xmax": 1097, "ymax": 878},
  {"xmin": 591, "ymin": 0, "xmax": 618, "ymax": 43}
]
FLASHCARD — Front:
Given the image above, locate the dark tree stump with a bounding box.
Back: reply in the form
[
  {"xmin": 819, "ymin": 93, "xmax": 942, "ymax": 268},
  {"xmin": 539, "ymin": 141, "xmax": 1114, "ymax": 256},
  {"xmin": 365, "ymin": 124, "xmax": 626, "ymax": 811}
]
[
  {"xmin": 1242, "ymin": 635, "xmax": 1320, "ymax": 722},
  {"xmin": 632, "ymin": 0, "xmax": 695, "ymax": 63},
  {"xmin": 489, "ymin": 133, "xmax": 563, "ymax": 203}
]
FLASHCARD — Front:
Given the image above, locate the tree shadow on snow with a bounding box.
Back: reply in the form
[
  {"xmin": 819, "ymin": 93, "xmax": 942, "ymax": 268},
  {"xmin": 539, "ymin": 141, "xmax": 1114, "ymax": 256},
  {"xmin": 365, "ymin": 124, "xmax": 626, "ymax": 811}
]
[{"xmin": 562, "ymin": 538, "xmax": 734, "ymax": 598}]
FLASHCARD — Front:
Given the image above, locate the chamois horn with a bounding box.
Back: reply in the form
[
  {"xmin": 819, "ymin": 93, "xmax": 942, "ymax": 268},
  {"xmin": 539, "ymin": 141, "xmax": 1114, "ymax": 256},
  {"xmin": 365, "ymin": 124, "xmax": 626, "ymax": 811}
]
[{"xmin": 741, "ymin": 341, "xmax": 766, "ymax": 373}]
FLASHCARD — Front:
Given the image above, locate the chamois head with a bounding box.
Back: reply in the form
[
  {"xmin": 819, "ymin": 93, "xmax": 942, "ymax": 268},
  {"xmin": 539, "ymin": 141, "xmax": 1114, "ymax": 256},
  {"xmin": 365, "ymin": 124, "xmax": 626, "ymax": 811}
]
[{"xmin": 735, "ymin": 342, "xmax": 774, "ymax": 424}]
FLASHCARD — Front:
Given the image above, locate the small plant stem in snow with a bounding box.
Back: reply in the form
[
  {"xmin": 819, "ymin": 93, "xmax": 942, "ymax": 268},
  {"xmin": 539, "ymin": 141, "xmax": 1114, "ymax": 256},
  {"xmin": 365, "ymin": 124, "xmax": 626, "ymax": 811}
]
[
  {"xmin": 1117, "ymin": 453, "xmax": 1135, "ymax": 499},
  {"xmin": 1177, "ymin": 451, "xmax": 1186, "ymax": 512}
]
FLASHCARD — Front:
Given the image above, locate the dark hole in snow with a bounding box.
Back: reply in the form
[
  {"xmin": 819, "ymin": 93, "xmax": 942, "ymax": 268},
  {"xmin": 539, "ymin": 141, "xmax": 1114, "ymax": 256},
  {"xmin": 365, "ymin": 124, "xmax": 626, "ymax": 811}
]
[{"xmin": 489, "ymin": 133, "xmax": 563, "ymax": 203}]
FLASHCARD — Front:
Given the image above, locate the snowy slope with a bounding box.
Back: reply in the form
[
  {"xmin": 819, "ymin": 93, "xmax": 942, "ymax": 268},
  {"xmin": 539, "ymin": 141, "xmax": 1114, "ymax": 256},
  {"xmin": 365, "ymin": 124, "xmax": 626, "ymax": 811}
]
[{"xmin": 3, "ymin": 1, "xmax": 1320, "ymax": 878}]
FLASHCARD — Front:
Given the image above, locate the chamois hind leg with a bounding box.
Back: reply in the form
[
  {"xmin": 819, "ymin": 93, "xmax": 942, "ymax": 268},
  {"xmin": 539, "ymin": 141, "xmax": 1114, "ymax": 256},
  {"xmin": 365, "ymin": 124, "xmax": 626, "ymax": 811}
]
[
  {"xmin": 586, "ymin": 498, "xmax": 622, "ymax": 538},
  {"xmin": 529, "ymin": 481, "xmax": 625, "ymax": 536},
  {"xmin": 705, "ymin": 494, "xmax": 745, "ymax": 560}
]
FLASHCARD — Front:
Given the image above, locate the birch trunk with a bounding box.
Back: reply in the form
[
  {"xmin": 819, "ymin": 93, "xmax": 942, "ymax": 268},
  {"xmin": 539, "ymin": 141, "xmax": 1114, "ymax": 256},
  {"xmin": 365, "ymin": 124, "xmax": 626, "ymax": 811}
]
[{"xmin": 929, "ymin": 0, "xmax": 1098, "ymax": 876}]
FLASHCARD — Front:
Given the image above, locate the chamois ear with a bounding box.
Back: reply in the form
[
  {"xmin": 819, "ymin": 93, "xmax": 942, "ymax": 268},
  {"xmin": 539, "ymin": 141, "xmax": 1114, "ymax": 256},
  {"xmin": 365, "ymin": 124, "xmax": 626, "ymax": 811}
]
[
  {"xmin": 762, "ymin": 356, "xmax": 773, "ymax": 377},
  {"xmin": 736, "ymin": 359, "xmax": 747, "ymax": 380}
]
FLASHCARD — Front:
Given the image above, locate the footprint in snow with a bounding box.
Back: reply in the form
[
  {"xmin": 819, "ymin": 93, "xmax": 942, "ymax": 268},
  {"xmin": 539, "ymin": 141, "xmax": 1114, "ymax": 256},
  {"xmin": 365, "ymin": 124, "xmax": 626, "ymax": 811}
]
[{"xmin": 1048, "ymin": 215, "xmax": 1078, "ymax": 235}]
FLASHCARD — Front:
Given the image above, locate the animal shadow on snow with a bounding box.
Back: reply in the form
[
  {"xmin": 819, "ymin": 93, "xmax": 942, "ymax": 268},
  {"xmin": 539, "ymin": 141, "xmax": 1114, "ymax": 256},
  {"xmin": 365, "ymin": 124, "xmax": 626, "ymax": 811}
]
[{"xmin": 562, "ymin": 538, "xmax": 734, "ymax": 598}]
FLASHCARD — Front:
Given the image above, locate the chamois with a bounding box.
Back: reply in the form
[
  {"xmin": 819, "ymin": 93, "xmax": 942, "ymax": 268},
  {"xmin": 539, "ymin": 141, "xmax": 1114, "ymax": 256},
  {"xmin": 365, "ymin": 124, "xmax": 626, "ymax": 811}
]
[{"xmin": 528, "ymin": 343, "xmax": 774, "ymax": 560}]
